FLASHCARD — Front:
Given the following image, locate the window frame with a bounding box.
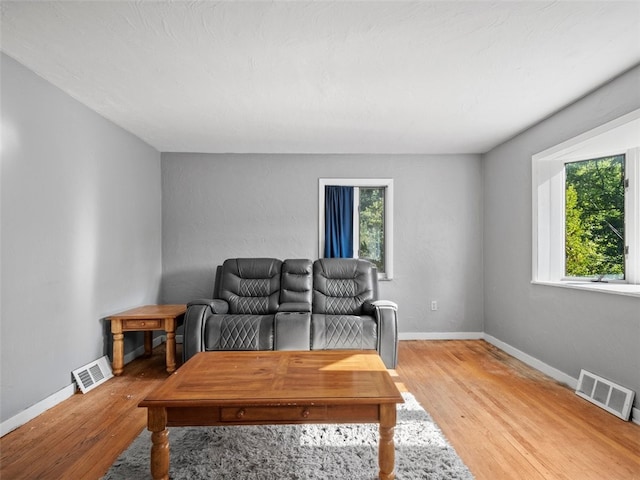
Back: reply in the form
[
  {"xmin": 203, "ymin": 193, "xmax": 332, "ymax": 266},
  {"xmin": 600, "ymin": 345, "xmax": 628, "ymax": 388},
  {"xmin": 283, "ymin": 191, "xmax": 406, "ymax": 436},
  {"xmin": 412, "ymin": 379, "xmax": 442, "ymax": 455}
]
[
  {"xmin": 532, "ymin": 109, "xmax": 640, "ymax": 297},
  {"xmin": 318, "ymin": 178, "xmax": 394, "ymax": 280}
]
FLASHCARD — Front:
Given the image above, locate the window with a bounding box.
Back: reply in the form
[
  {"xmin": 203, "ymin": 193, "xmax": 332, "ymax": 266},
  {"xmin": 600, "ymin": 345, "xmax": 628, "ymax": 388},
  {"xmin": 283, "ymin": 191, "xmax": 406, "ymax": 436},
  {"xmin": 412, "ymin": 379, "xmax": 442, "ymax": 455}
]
[
  {"xmin": 319, "ymin": 178, "xmax": 394, "ymax": 280},
  {"xmin": 565, "ymin": 154, "xmax": 626, "ymax": 281},
  {"xmin": 532, "ymin": 109, "xmax": 640, "ymax": 296},
  {"xmin": 357, "ymin": 187, "xmax": 386, "ymax": 272}
]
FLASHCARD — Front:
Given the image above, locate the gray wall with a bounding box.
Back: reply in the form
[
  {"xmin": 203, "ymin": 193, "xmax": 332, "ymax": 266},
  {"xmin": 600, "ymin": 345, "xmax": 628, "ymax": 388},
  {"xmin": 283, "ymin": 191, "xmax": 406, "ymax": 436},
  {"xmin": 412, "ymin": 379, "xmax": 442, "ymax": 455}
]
[
  {"xmin": 161, "ymin": 153, "xmax": 484, "ymax": 335},
  {"xmin": 0, "ymin": 54, "xmax": 162, "ymax": 423},
  {"xmin": 6, "ymin": 45, "xmax": 635, "ymax": 428},
  {"xmin": 483, "ymin": 65, "xmax": 640, "ymax": 408}
]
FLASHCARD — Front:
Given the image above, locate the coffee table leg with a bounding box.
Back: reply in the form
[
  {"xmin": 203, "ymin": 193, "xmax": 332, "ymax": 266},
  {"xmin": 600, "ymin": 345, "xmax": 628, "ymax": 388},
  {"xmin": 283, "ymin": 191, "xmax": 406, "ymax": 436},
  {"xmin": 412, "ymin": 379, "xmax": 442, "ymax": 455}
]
[
  {"xmin": 148, "ymin": 407, "xmax": 169, "ymax": 480},
  {"xmin": 379, "ymin": 404, "xmax": 397, "ymax": 480}
]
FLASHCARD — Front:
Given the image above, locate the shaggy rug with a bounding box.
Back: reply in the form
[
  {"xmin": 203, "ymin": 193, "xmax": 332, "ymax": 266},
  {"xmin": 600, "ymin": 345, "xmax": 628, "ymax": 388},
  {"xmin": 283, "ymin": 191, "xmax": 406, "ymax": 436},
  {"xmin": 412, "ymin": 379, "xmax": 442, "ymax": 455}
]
[{"xmin": 103, "ymin": 392, "xmax": 473, "ymax": 479}]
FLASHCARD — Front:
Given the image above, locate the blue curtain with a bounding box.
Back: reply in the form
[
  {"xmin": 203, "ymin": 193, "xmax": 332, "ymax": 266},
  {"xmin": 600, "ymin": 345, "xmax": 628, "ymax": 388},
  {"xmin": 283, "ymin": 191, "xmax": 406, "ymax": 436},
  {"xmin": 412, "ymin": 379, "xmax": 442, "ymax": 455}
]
[{"xmin": 324, "ymin": 185, "xmax": 354, "ymax": 258}]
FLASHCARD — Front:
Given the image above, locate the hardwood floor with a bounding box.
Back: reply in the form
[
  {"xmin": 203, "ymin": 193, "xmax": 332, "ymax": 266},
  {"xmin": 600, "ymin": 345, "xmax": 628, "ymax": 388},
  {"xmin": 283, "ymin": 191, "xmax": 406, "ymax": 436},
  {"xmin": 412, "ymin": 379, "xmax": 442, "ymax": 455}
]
[
  {"xmin": 1, "ymin": 340, "xmax": 638, "ymax": 479},
  {"xmin": 396, "ymin": 341, "xmax": 639, "ymax": 480}
]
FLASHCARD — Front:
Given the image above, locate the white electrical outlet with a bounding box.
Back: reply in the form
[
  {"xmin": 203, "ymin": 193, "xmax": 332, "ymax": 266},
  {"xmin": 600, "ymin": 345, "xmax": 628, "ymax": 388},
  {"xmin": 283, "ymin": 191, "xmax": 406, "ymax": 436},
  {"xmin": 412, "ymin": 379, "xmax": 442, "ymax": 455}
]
[{"xmin": 431, "ymin": 300, "xmax": 438, "ymax": 311}]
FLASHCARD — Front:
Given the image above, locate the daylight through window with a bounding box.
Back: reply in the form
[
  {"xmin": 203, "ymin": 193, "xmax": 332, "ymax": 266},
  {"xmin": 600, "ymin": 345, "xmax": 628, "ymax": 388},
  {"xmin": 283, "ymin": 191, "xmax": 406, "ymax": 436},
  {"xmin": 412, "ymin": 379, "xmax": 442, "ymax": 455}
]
[
  {"xmin": 565, "ymin": 155, "xmax": 625, "ymax": 280},
  {"xmin": 358, "ymin": 187, "xmax": 386, "ymax": 272}
]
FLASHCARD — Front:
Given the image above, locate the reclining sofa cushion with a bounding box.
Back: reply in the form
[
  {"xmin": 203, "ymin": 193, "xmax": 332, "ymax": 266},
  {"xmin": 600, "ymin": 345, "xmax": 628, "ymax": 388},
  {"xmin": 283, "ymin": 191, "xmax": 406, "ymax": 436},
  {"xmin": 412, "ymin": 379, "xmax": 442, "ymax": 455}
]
[
  {"xmin": 204, "ymin": 258, "xmax": 281, "ymax": 351},
  {"xmin": 311, "ymin": 258, "xmax": 378, "ymax": 351}
]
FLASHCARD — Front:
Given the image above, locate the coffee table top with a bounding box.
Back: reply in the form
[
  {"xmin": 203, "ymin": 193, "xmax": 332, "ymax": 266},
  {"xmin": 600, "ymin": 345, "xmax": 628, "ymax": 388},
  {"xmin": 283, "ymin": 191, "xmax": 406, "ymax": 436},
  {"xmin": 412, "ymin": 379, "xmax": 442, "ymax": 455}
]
[{"xmin": 140, "ymin": 350, "xmax": 403, "ymax": 408}]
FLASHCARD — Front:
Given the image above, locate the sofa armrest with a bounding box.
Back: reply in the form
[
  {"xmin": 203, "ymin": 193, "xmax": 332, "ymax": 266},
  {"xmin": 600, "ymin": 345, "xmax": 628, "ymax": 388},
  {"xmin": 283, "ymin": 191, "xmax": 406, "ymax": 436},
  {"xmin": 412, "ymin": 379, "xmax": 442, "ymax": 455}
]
[
  {"xmin": 187, "ymin": 298, "xmax": 229, "ymax": 314},
  {"xmin": 365, "ymin": 300, "xmax": 398, "ymax": 369},
  {"xmin": 369, "ymin": 300, "xmax": 398, "ymax": 310},
  {"xmin": 183, "ymin": 299, "xmax": 227, "ymax": 362},
  {"xmin": 278, "ymin": 302, "xmax": 312, "ymax": 313},
  {"xmin": 362, "ymin": 299, "xmax": 397, "ymax": 315}
]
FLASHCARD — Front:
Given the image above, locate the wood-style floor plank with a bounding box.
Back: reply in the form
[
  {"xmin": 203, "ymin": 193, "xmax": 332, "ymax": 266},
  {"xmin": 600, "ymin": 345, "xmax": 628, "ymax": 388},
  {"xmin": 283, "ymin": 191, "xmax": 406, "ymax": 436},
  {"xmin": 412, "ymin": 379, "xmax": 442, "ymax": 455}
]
[
  {"xmin": 0, "ymin": 349, "xmax": 170, "ymax": 480},
  {"xmin": 1, "ymin": 340, "xmax": 638, "ymax": 479},
  {"xmin": 396, "ymin": 341, "xmax": 640, "ymax": 480}
]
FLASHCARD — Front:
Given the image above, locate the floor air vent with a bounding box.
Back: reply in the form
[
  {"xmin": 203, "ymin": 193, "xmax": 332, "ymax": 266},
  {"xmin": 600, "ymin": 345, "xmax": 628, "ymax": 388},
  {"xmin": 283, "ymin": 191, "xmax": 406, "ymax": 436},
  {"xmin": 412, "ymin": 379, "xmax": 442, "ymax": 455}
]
[
  {"xmin": 72, "ymin": 356, "xmax": 114, "ymax": 394},
  {"xmin": 575, "ymin": 369, "xmax": 635, "ymax": 421}
]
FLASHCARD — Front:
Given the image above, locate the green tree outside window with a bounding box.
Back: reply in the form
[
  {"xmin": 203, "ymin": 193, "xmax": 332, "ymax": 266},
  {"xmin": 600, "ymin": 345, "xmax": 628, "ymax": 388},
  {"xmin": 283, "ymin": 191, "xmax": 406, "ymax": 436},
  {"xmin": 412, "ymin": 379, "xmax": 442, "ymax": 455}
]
[
  {"xmin": 565, "ymin": 155, "xmax": 625, "ymax": 279},
  {"xmin": 359, "ymin": 187, "xmax": 385, "ymax": 272}
]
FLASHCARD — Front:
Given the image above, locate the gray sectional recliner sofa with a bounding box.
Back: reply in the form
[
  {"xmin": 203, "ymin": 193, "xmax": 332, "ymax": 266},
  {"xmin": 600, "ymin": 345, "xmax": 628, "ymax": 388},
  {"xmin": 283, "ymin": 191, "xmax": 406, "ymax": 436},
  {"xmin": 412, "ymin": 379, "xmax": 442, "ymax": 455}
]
[{"xmin": 183, "ymin": 257, "xmax": 399, "ymax": 368}]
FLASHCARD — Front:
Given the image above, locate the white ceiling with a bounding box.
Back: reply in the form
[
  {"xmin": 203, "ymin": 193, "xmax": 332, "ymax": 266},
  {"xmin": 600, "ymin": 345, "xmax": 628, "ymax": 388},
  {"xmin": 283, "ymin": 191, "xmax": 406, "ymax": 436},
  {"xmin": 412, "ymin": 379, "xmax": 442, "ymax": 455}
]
[{"xmin": 1, "ymin": 1, "xmax": 639, "ymax": 154}]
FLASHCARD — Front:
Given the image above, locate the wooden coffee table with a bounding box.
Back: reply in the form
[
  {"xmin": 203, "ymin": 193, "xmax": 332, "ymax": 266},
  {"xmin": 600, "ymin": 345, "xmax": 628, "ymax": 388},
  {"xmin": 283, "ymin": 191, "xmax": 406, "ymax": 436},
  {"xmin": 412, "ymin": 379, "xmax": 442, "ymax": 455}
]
[
  {"xmin": 108, "ymin": 305, "xmax": 186, "ymax": 375},
  {"xmin": 139, "ymin": 350, "xmax": 404, "ymax": 480}
]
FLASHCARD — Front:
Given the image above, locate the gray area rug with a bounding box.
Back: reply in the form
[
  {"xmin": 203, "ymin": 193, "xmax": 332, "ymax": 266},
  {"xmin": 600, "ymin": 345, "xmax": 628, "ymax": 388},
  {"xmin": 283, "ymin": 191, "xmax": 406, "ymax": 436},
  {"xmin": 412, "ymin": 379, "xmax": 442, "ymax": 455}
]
[{"xmin": 103, "ymin": 392, "xmax": 473, "ymax": 479}]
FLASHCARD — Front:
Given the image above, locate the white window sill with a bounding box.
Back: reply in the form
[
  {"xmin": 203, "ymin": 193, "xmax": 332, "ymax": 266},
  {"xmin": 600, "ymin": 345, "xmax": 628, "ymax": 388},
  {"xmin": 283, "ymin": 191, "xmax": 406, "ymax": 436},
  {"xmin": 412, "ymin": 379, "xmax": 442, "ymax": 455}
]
[{"xmin": 532, "ymin": 280, "xmax": 640, "ymax": 298}]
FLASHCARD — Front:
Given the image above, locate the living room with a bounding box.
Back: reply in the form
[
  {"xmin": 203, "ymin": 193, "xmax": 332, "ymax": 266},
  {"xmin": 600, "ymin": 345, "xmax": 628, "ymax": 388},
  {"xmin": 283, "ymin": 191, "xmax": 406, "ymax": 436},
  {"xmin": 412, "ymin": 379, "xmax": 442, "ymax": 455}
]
[{"xmin": 1, "ymin": 2, "xmax": 639, "ymax": 479}]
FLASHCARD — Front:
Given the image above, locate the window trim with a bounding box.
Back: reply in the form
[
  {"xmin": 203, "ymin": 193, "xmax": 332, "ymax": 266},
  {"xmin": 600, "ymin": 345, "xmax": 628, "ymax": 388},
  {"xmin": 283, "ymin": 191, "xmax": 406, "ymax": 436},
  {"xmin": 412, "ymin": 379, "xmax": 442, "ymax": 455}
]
[
  {"xmin": 318, "ymin": 178, "xmax": 394, "ymax": 280},
  {"xmin": 531, "ymin": 109, "xmax": 640, "ymax": 297}
]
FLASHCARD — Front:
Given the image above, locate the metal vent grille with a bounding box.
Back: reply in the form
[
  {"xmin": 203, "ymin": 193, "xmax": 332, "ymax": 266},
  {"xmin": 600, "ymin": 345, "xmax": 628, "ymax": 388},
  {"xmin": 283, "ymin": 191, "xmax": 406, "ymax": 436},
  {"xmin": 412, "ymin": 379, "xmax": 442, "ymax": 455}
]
[
  {"xmin": 576, "ymin": 369, "xmax": 635, "ymax": 421},
  {"xmin": 72, "ymin": 356, "xmax": 113, "ymax": 394}
]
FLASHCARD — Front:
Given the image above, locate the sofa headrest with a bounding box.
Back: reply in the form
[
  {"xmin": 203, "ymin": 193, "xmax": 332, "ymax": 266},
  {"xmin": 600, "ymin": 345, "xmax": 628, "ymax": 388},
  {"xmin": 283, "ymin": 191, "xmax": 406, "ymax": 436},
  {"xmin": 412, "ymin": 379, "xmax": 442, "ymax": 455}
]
[
  {"xmin": 280, "ymin": 259, "xmax": 313, "ymax": 311},
  {"xmin": 312, "ymin": 258, "xmax": 375, "ymax": 315},
  {"xmin": 219, "ymin": 258, "xmax": 282, "ymax": 314}
]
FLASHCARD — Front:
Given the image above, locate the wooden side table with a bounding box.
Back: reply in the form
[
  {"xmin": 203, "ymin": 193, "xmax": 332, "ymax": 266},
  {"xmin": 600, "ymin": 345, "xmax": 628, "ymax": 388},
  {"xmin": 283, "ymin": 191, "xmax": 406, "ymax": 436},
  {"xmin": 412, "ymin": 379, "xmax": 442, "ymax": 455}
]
[{"xmin": 108, "ymin": 304, "xmax": 186, "ymax": 376}]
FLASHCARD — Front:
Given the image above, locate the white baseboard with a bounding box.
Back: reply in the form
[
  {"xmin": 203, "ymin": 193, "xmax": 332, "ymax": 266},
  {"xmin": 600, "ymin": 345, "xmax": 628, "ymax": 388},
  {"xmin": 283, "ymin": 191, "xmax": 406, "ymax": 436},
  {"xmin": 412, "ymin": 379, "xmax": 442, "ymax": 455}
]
[
  {"xmin": 0, "ymin": 383, "xmax": 75, "ymax": 437},
  {"xmin": 1, "ymin": 336, "xmax": 165, "ymax": 437},
  {"xmin": 482, "ymin": 333, "xmax": 579, "ymax": 389},
  {"xmin": 399, "ymin": 332, "xmax": 484, "ymax": 341},
  {"xmin": 632, "ymin": 407, "xmax": 640, "ymax": 426}
]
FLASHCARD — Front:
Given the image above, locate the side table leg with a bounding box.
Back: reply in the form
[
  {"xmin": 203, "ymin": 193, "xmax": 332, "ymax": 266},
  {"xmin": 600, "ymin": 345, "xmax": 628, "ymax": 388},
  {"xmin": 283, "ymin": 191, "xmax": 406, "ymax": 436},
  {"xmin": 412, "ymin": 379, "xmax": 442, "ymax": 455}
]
[
  {"xmin": 165, "ymin": 318, "xmax": 176, "ymax": 373},
  {"xmin": 144, "ymin": 331, "xmax": 153, "ymax": 357},
  {"xmin": 111, "ymin": 319, "xmax": 124, "ymax": 376},
  {"xmin": 378, "ymin": 404, "xmax": 397, "ymax": 480},
  {"xmin": 148, "ymin": 407, "xmax": 169, "ymax": 480}
]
